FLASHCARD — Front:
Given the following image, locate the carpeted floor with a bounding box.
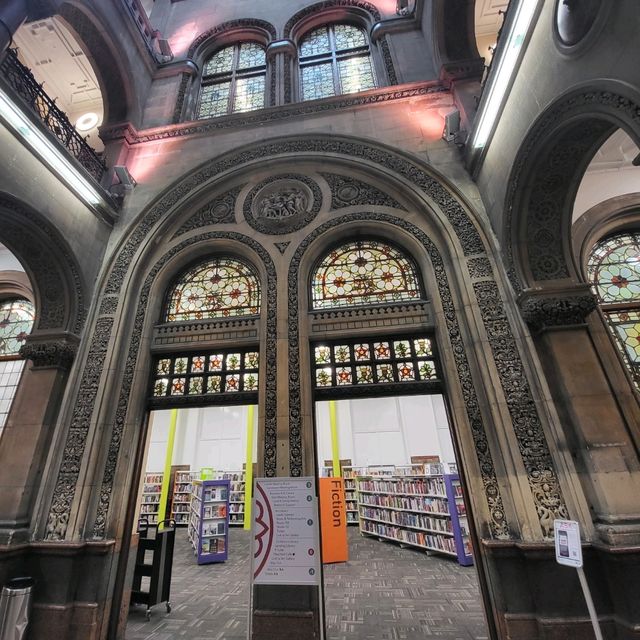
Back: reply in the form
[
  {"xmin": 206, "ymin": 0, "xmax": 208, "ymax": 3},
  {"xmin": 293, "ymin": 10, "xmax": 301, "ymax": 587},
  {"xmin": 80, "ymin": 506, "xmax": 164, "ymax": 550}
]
[{"xmin": 126, "ymin": 527, "xmax": 489, "ymax": 640}]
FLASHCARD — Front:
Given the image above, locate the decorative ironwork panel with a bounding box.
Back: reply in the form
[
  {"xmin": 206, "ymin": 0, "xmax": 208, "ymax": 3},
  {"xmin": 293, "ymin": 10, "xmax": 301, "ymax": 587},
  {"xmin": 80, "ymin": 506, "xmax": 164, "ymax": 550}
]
[
  {"xmin": 301, "ymin": 63, "xmax": 335, "ymax": 100},
  {"xmin": 165, "ymin": 257, "xmax": 260, "ymax": 322},
  {"xmin": 234, "ymin": 76, "xmax": 266, "ymax": 113},
  {"xmin": 151, "ymin": 348, "xmax": 259, "ymax": 400},
  {"xmin": 311, "ymin": 240, "xmax": 422, "ymax": 309},
  {"xmin": 312, "ymin": 336, "xmax": 438, "ymax": 390},
  {"xmin": 588, "ymin": 233, "xmax": 640, "ymax": 303},
  {"xmin": 0, "ymin": 299, "xmax": 34, "ymax": 356}
]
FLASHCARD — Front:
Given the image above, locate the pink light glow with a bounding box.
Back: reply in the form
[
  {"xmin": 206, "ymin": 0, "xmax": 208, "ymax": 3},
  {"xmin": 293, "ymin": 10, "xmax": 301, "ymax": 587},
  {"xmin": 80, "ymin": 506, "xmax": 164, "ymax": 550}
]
[
  {"xmin": 169, "ymin": 22, "xmax": 200, "ymax": 58},
  {"xmin": 376, "ymin": 0, "xmax": 399, "ymax": 16},
  {"xmin": 418, "ymin": 111, "xmax": 446, "ymax": 140}
]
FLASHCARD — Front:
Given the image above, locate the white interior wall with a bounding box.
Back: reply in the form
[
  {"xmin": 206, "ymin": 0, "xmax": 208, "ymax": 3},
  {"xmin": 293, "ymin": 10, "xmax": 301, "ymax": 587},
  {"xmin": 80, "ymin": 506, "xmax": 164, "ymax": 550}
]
[
  {"xmin": 146, "ymin": 405, "xmax": 258, "ymax": 472},
  {"xmin": 315, "ymin": 394, "xmax": 457, "ymax": 471}
]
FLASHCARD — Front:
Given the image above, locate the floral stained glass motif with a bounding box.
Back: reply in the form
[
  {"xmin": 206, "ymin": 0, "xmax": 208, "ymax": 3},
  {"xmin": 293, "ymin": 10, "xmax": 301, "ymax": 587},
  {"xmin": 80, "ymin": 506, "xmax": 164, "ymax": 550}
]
[
  {"xmin": 311, "ymin": 240, "xmax": 421, "ymax": 309},
  {"xmin": 165, "ymin": 257, "xmax": 260, "ymax": 322},
  {"xmin": 588, "ymin": 233, "xmax": 640, "ymax": 387},
  {"xmin": 151, "ymin": 348, "xmax": 260, "ymax": 400},
  {"xmin": 312, "ymin": 336, "xmax": 438, "ymax": 391},
  {"xmin": 0, "ymin": 299, "xmax": 35, "ymax": 356},
  {"xmin": 299, "ymin": 24, "xmax": 375, "ymax": 101}
]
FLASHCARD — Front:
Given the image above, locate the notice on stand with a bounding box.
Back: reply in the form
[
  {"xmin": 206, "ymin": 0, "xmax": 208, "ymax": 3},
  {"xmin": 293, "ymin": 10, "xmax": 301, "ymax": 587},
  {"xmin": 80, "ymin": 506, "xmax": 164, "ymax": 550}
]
[{"xmin": 252, "ymin": 477, "xmax": 321, "ymax": 585}]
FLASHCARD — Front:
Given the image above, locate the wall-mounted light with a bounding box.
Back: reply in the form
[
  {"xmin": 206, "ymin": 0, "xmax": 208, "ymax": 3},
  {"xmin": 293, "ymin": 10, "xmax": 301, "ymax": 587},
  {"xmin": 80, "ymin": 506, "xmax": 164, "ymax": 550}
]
[
  {"xmin": 0, "ymin": 89, "xmax": 102, "ymax": 206},
  {"xmin": 396, "ymin": 0, "xmax": 413, "ymax": 16}
]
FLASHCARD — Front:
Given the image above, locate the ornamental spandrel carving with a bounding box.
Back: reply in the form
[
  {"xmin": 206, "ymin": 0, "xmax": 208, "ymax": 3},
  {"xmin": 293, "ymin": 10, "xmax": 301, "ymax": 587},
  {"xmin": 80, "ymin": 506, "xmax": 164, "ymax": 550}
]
[
  {"xmin": 173, "ymin": 186, "xmax": 242, "ymax": 237},
  {"xmin": 19, "ymin": 339, "xmax": 78, "ymax": 369},
  {"xmin": 518, "ymin": 287, "xmax": 598, "ymax": 332},
  {"xmin": 322, "ymin": 173, "xmax": 405, "ymax": 210},
  {"xmin": 244, "ymin": 175, "xmax": 321, "ymax": 235}
]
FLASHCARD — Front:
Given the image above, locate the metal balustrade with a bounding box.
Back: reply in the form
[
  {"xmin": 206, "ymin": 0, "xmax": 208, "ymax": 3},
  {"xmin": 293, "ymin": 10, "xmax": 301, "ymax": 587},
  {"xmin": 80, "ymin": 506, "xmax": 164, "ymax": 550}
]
[{"xmin": 0, "ymin": 48, "xmax": 106, "ymax": 182}]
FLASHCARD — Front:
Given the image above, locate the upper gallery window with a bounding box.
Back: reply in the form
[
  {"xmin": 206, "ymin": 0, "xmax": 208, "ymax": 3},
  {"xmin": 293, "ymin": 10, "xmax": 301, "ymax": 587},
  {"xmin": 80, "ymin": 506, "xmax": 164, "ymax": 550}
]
[
  {"xmin": 164, "ymin": 257, "xmax": 261, "ymax": 322},
  {"xmin": 0, "ymin": 298, "xmax": 35, "ymax": 428},
  {"xmin": 198, "ymin": 42, "xmax": 267, "ymax": 119},
  {"xmin": 299, "ymin": 24, "xmax": 376, "ymax": 101},
  {"xmin": 311, "ymin": 240, "xmax": 422, "ymax": 310},
  {"xmin": 588, "ymin": 231, "xmax": 640, "ymax": 387}
]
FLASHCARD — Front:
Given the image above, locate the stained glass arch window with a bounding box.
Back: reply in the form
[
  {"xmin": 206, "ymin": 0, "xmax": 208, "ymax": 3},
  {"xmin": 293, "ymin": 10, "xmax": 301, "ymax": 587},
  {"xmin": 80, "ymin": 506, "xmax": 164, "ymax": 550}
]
[
  {"xmin": 164, "ymin": 257, "xmax": 261, "ymax": 322},
  {"xmin": 311, "ymin": 239, "xmax": 422, "ymax": 310},
  {"xmin": 198, "ymin": 41, "xmax": 267, "ymax": 119},
  {"xmin": 587, "ymin": 231, "xmax": 640, "ymax": 387},
  {"xmin": 0, "ymin": 298, "xmax": 35, "ymax": 428},
  {"xmin": 299, "ymin": 23, "xmax": 376, "ymax": 101}
]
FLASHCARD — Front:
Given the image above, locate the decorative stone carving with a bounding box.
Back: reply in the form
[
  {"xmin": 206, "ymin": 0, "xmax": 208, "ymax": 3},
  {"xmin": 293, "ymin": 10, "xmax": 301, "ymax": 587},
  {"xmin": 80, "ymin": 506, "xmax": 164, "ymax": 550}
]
[
  {"xmin": 244, "ymin": 175, "xmax": 321, "ymax": 235},
  {"xmin": 91, "ymin": 233, "xmax": 277, "ymax": 538},
  {"xmin": 518, "ymin": 287, "xmax": 598, "ymax": 332},
  {"xmin": 322, "ymin": 173, "xmax": 405, "ymax": 210},
  {"xmin": 173, "ymin": 186, "xmax": 242, "ymax": 237},
  {"xmin": 98, "ymin": 296, "xmax": 119, "ymax": 316},
  {"xmin": 467, "ymin": 257, "xmax": 493, "ymax": 279},
  {"xmin": 19, "ymin": 338, "xmax": 78, "ymax": 369},
  {"xmin": 274, "ymin": 242, "xmax": 290, "ymax": 254}
]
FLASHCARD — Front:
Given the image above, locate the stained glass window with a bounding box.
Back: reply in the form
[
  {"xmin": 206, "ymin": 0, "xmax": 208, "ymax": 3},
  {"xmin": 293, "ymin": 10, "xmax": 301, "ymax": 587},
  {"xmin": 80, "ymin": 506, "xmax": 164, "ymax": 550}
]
[
  {"xmin": 151, "ymin": 348, "xmax": 259, "ymax": 403},
  {"xmin": 299, "ymin": 24, "xmax": 376, "ymax": 101},
  {"xmin": 164, "ymin": 258, "xmax": 260, "ymax": 322},
  {"xmin": 312, "ymin": 336, "xmax": 439, "ymax": 393},
  {"xmin": 198, "ymin": 42, "xmax": 266, "ymax": 119},
  {"xmin": 588, "ymin": 232, "xmax": 640, "ymax": 387},
  {"xmin": 0, "ymin": 299, "xmax": 35, "ymax": 428},
  {"xmin": 311, "ymin": 240, "xmax": 422, "ymax": 309}
]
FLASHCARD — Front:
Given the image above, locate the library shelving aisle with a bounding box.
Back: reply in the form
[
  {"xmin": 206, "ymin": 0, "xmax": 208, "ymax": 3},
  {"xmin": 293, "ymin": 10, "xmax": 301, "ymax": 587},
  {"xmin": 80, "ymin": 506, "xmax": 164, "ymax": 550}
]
[
  {"xmin": 188, "ymin": 479, "xmax": 230, "ymax": 564},
  {"xmin": 342, "ymin": 466, "xmax": 363, "ymax": 525},
  {"xmin": 356, "ymin": 465, "xmax": 472, "ymax": 565},
  {"xmin": 218, "ymin": 470, "xmax": 246, "ymax": 526},
  {"xmin": 139, "ymin": 472, "xmax": 163, "ymax": 525},
  {"xmin": 171, "ymin": 470, "xmax": 198, "ymax": 526}
]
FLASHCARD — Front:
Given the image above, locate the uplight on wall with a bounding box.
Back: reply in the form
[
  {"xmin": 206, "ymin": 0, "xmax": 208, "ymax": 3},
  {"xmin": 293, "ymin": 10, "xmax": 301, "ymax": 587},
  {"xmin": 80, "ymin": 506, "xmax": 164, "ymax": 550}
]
[
  {"xmin": 471, "ymin": 0, "xmax": 540, "ymax": 150},
  {"xmin": 0, "ymin": 89, "xmax": 102, "ymax": 206}
]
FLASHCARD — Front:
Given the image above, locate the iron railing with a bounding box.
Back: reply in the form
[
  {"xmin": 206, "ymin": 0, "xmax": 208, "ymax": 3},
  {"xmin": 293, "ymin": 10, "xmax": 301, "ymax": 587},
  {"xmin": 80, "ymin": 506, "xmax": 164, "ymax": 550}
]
[{"xmin": 0, "ymin": 48, "xmax": 106, "ymax": 182}]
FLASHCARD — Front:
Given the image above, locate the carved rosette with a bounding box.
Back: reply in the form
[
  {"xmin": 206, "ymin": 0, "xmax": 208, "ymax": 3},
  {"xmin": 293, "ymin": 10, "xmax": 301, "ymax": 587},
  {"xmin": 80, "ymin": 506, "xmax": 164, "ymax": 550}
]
[
  {"xmin": 19, "ymin": 335, "xmax": 79, "ymax": 369},
  {"xmin": 518, "ymin": 287, "xmax": 598, "ymax": 332}
]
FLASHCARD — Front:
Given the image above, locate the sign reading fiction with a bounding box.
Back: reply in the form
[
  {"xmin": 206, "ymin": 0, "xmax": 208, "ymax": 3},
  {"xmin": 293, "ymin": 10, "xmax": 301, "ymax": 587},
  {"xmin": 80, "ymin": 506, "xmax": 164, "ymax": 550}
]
[
  {"xmin": 554, "ymin": 519, "xmax": 582, "ymax": 568},
  {"xmin": 319, "ymin": 477, "xmax": 348, "ymax": 563},
  {"xmin": 252, "ymin": 477, "xmax": 321, "ymax": 585}
]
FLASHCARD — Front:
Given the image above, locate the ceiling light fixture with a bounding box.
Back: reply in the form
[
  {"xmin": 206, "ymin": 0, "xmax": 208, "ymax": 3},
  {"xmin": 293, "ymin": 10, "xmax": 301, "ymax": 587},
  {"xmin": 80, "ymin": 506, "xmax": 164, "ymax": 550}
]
[
  {"xmin": 75, "ymin": 112, "xmax": 99, "ymax": 132},
  {"xmin": 0, "ymin": 89, "xmax": 102, "ymax": 206},
  {"xmin": 472, "ymin": 0, "xmax": 540, "ymax": 149}
]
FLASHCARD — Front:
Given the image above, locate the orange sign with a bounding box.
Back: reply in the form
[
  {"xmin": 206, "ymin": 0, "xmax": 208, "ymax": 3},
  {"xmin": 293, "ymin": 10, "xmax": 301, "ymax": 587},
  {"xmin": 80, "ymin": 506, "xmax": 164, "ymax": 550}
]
[{"xmin": 319, "ymin": 477, "xmax": 349, "ymax": 564}]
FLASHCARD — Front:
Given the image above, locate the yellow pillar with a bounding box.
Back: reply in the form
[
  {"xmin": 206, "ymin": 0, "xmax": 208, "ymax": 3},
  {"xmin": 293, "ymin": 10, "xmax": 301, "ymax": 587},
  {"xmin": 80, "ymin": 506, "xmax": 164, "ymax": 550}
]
[
  {"xmin": 243, "ymin": 405, "xmax": 255, "ymax": 529},
  {"xmin": 157, "ymin": 409, "xmax": 178, "ymax": 527},
  {"xmin": 329, "ymin": 400, "xmax": 341, "ymax": 477}
]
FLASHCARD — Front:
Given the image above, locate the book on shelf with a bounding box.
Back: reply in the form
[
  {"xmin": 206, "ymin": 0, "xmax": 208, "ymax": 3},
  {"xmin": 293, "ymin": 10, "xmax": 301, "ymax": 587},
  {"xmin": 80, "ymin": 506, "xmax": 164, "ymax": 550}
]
[
  {"xmin": 138, "ymin": 472, "xmax": 163, "ymax": 525},
  {"xmin": 188, "ymin": 479, "xmax": 230, "ymax": 565},
  {"xmin": 170, "ymin": 469, "xmax": 199, "ymax": 525},
  {"xmin": 214, "ymin": 470, "xmax": 246, "ymax": 526},
  {"xmin": 354, "ymin": 464, "xmax": 473, "ymax": 566}
]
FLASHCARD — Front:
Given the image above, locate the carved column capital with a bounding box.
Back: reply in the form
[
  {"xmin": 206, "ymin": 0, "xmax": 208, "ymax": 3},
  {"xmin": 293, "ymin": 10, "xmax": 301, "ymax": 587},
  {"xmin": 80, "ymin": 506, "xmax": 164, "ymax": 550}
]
[
  {"xmin": 19, "ymin": 332, "xmax": 80, "ymax": 369},
  {"xmin": 518, "ymin": 284, "xmax": 598, "ymax": 332}
]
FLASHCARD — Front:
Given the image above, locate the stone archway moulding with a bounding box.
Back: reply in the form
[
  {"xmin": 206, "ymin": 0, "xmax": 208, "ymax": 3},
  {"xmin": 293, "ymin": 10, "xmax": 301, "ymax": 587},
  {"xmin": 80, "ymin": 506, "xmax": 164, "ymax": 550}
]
[
  {"xmin": 505, "ymin": 86, "xmax": 640, "ymax": 293},
  {"xmin": 45, "ymin": 135, "xmax": 570, "ymax": 542}
]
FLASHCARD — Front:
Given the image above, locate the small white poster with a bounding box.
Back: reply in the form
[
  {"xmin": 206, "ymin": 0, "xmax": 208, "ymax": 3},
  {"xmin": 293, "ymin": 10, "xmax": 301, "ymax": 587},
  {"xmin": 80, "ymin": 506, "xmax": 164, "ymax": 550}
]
[
  {"xmin": 252, "ymin": 477, "xmax": 321, "ymax": 585},
  {"xmin": 554, "ymin": 519, "xmax": 582, "ymax": 568}
]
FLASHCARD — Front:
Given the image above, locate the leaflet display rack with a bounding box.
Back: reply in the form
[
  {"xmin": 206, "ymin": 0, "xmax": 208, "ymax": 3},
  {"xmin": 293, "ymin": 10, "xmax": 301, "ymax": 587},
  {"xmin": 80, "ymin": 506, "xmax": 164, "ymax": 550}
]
[
  {"xmin": 139, "ymin": 472, "xmax": 163, "ymax": 525},
  {"xmin": 188, "ymin": 479, "xmax": 229, "ymax": 564},
  {"xmin": 215, "ymin": 470, "xmax": 245, "ymax": 526},
  {"xmin": 171, "ymin": 470, "xmax": 198, "ymax": 526},
  {"xmin": 356, "ymin": 466, "xmax": 473, "ymax": 566}
]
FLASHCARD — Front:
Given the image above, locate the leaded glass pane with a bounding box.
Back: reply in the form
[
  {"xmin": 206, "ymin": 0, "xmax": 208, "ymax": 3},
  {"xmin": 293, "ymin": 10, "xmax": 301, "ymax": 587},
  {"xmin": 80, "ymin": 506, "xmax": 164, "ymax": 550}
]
[
  {"xmin": 588, "ymin": 234, "xmax": 640, "ymax": 303},
  {"xmin": 608, "ymin": 310, "xmax": 640, "ymax": 371},
  {"xmin": 355, "ymin": 365, "xmax": 373, "ymax": 383},
  {"xmin": 397, "ymin": 362, "xmax": 415, "ymax": 381},
  {"xmin": 334, "ymin": 24, "xmax": 367, "ymax": 50},
  {"xmin": 174, "ymin": 357, "xmax": 188, "ymax": 374},
  {"xmin": 374, "ymin": 342, "xmax": 391, "ymax": 360},
  {"xmin": 188, "ymin": 377, "xmax": 204, "ymax": 394},
  {"xmin": 301, "ymin": 63, "xmax": 335, "ymax": 100},
  {"xmin": 337, "ymin": 56, "xmax": 375, "ymax": 94},
  {"xmin": 418, "ymin": 360, "xmax": 437, "ymax": 380},
  {"xmin": 334, "ymin": 345, "xmax": 350, "ymax": 363},
  {"xmin": 0, "ymin": 359, "xmax": 25, "ymax": 428},
  {"xmin": 204, "ymin": 47, "xmax": 234, "ymax": 76},
  {"xmin": 191, "ymin": 356, "xmax": 205, "ymax": 373},
  {"xmin": 245, "ymin": 352, "xmax": 259, "ymax": 368},
  {"xmin": 209, "ymin": 354, "xmax": 224, "ymax": 371},
  {"xmin": 171, "ymin": 378, "xmax": 186, "ymax": 395},
  {"xmin": 300, "ymin": 27, "xmax": 331, "ymax": 57},
  {"xmin": 0, "ymin": 300, "xmax": 34, "ymax": 356},
  {"xmin": 353, "ymin": 343, "xmax": 370, "ymax": 361},
  {"xmin": 153, "ymin": 378, "xmax": 168, "ymax": 397},
  {"xmin": 393, "ymin": 340, "xmax": 411, "ymax": 358},
  {"xmin": 208, "ymin": 376, "xmax": 222, "ymax": 393},
  {"xmin": 226, "ymin": 353, "xmax": 241, "ymax": 370},
  {"xmin": 156, "ymin": 359, "xmax": 171, "ymax": 375},
  {"xmin": 233, "ymin": 76, "xmax": 265, "ymax": 113},
  {"xmin": 311, "ymin": 240, "xmax": 421, "ymax": 309},
  {"xmin": 225, "ymin": 374, "xmax": 240, "ymax": 392},
  {"xmin": 376, "ymin": 363, "xmax": 394, "ymax": 383},
  {"xmin": 238, "ymin": 42, "xmax": 266, "ymax": 69},
  {"xmin": 315, "ymin": 345, "xmax": 331, "ymax": 364},
  {"xmin": 414, "ymin": 338, "xmax": 433, "ymax": 358},
  {"xmin": 198, "ymin": 82, "xmax": 231, "ymax": 119},
  {"xmin": 316, "ymin": 368, "xmax": 332, "ymax": 386},
  {"xmin": 336, "ymin": 367, "xmax": 352, "ymax": 385},
  {"xmin": 165, "ymin": 258, "xmax": 260, "ymax": 322},
  {"xmin": 243, "ymin": 373, "xmax": 259, "ymax": 391}
]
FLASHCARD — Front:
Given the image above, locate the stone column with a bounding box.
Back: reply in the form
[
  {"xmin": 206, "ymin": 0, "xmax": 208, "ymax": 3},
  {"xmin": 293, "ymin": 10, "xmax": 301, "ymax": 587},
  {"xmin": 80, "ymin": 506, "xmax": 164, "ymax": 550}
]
[
  {"xmin": 0, "ymin": 0, "xmax": 28, "ymax": 55},
  {"xmin": 519, "ymin": 284, "xmax": 640, "ymax": 546},
  {"xmin": 266, "ymin": 40, "xmax": 296, "ymax": 106},
  {"xmin": 0, "ymin": 331, "xmax": 78, "ymax": 543}
]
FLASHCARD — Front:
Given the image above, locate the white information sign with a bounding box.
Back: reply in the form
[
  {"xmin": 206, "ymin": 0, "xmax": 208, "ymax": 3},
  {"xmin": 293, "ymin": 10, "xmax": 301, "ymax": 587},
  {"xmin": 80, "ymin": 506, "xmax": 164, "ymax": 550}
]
[
  {"xmin": 252, "ymin": 477, "xmax": 321, "ymax": 585},
  {"xmin": 554, "ymin": 519, "xmax": 582, "ymax": 568}
]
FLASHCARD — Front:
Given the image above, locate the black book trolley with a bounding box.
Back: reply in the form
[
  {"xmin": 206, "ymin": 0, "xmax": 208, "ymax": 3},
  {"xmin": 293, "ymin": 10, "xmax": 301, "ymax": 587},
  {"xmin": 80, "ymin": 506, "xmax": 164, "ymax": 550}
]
[{"xmin": 130, "ymin": 518, "xmax": 176, "ymax": 620}]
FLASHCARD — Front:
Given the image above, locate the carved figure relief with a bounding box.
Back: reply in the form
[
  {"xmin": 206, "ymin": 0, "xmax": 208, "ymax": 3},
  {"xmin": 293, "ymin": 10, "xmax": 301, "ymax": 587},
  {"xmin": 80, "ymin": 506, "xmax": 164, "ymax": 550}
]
[{"xmin": 322, "ymin": 173, "xmax": 405, "ymax": 210}]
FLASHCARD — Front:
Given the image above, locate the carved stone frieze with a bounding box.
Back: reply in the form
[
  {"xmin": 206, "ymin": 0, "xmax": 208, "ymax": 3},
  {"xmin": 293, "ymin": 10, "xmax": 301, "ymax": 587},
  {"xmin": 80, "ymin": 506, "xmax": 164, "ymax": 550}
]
[
  {"xmin": 518, "ymin": 287, "xmax": 598, "ymax": 332},
  {"xmin": 244, "ymin": 175, "xmax": 322, "ymax": 235},
  {"xmin": 321, "ymin": 173, "xmax": 405, "ymax": 210},
  {"xmin": 91, "ymin": 233, "xmax": 277, "ymax": 538},
  {"xmin": 98, "ymin": 296, "xmax": 119, "ymax": 316},
  {"xmin": 173, "ymin": 186, "xmax": 242, "ymax": 237},
  {"xmin": 467, "ymin": 257, "xmax": 493, "ymax": 279},
  {"xmin": 19, "ymin": 336, "xmax": 78, "ymax": 369},
  {"xmin": 274, "ymin": 242, "xmax": 290, "ymax": 254}
]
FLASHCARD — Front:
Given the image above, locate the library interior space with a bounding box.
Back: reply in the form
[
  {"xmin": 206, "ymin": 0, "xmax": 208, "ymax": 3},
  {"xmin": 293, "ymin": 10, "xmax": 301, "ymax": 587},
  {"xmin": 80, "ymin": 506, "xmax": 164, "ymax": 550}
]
[{"xmin": 0, "ymin": 1, "xmax": 639, "ymax": 639}]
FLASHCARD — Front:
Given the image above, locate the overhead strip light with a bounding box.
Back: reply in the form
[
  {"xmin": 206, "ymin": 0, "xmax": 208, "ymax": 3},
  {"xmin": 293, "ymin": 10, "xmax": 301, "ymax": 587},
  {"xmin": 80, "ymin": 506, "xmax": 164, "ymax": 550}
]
[
  {"xmin": 472, "ymin": 0, "xmax": 540, "ymax": 149},
  {"xmin": 0, "ymin": 89, "xmax": 102, "ymax": 206}
]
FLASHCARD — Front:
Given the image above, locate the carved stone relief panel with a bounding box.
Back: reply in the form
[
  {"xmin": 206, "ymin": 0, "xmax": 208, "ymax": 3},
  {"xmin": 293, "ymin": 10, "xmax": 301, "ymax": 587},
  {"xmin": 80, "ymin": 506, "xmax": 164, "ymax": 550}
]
[
  {"xmin": 172, "ymin": 186, "xmax": 243, "ymax": 238},
  {"xmin": 321, "ymin": 173, "xmax": 405, "ymax": 210}
]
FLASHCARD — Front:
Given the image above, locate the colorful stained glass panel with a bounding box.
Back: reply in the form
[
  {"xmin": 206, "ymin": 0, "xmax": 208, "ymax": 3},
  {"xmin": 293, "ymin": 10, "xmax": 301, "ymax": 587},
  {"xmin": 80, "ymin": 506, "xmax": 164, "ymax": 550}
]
[
  {"xmin": 188, "ymin": 377, "xmax": 203, "ymax": 394},
  {"xmin": 226, "ymin": 353, "xmax": 241, "ymax": 370},
  {"xmin": 397, "ymin": 362, "xmax": 415, "ymax": 381},
  {"xmin": 334, "ymin": 345, "xmax": 350, "ymax": 363},
  {"xmin": 153, "ymin": 378, "xmax": 169, "ymax": 397},
  {"xmin": 414, "ymin": 338, "xmax": 433, "ymax": 357},
  {"xmin": 174, "ymin": 358, "xmax": 188, "ymax": 374},
  {"xmin": 243, "ymin": 373, "xmax": 259, "ymax": 391},
  {"xmin": 353, "ymin": 343, "xmax": 370, "ymax": 361},
  {"xmin": 191, "ymin": 356, "xmax": 205, "ymax": 373},
  {"xmin": 156, "ymin": 359, "xmax": 171, "ymax": 375},
  {"xmin": 336, "ymin": 367, "xmax": 352, "ymax": 385},
  {"xmin": 226, "ymin": 374, "xmax": 240, "ymax": 392},
  {"xmin": 418, "ymin": 360, "xmax": 437, "ymax": 380},
  {"xmin": 355, "ymin": 365, "xmax": 373, "ymax": 383},
  {"xmin": 316, "ymin": 368, "xmax": 333, "ymax": 387},
  {"xmin": 208, "ymin": 376, "xmax": 222, "ymax": 393},
  {"xmin": 393, "ymin": 340, "xmax": 411, "ymax": 358},
  {"xmin": 209, "ymin": 354, "xmax": 224, "ymax": 371},
  {"xmin": 315, "ymin": 346, "xmax": 331, "ymax": 364},
  {"xmin": 171, "ymin": 378, "xmax": 186, "ymax": 395},
  {"xmin": 376, "ymin": 363, "xmax": 394, "ymax": 383},
  {"xmin": 373, "ymin": 342, "xmax": 391, "ymax": 360},
  {"xmin": 245, "ymin": 352, "xmax": 259, "ymax": 368},
  {"xmin": 0, "ymin": 299, "xmax": 34, "ymax": 356},
  {"xmin": 588, "ymin": 233, "xmax": 640, "ymax": 303}
]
